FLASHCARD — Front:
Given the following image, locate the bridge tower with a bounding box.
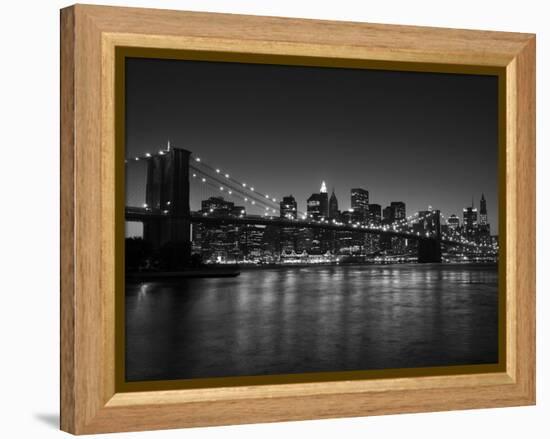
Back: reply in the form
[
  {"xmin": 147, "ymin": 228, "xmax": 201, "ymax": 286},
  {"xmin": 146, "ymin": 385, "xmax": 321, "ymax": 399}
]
[
  {"xmin": 417, "ymin": 210, "xmax": 442, "ymax": 263},
  {"xmin": 143, "ymin": 146, "xmax": 191, "ymax": 267}
]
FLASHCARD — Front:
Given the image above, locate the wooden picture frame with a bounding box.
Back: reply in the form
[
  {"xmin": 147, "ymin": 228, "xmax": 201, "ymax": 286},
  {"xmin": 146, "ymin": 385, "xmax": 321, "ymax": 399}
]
[{"xmin": 60, "ymin": 4, "xmax": 536, "ymax": 434}]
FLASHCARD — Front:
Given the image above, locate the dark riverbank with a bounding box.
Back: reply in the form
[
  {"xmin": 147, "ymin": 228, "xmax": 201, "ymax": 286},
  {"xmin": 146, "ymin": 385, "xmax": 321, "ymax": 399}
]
[{"xmin": 126, "ymin": 266, "xmax": 240, "ymax": 280}]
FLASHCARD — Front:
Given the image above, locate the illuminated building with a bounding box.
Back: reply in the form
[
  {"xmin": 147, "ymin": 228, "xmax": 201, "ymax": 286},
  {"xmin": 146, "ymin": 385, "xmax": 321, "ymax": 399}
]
[
  {"xmin": 447, "ymin": 214, "xmax": 460, "ymax": 230},
  {"xmin": 280, "ymin": 195, "xmax": 298, "ymax": 219},
  {"xmin": 447, "ymin": 214, "xmax": 461, "ymax": 239},
  {"xmin": 478, "ymin": 193, "xmax": 491, "ymax": 244},
  {"xmin": 368, "ymin": 204, "xmax": 382, "ymax": 225},
  {"xmin": 382, "ymin": 202, "xmax": 406, "ymax": 254},
  {"xmin": 196, "ymin": 196, "xmax": 243, "ymax": 262},
  {"xmin": 307, "ymin": 181, "xmax": 330, "ymax": 220},
  {"xmin": 306, "ymin": 183, "xmax": 331, "ymax": 254},
  {"xmin": 319, "ymin": 181, "xmax": 329, "ymax": 219},
  {"xmin": 240, "ymin": 225, "xmax": 265, "ymax": 260},
  {"xmin": 391, "ymin": 201, "xmax": 406, "ymax": 221},
  {"xmin": 351, "ymin": 188, "xmax": 369, "ymax": 221},
  {"xmin": 383, "ymin": 202, "xmax": 406, "ymax": 225},
  {"xmin": 307, "ymin": 193, "xmax": 323, "ymax": 220},
  {"xmin": 329, "ymin": 189, "xmax": 339, "ymax": 219},
  {"xmin": 479, "ymin": 193, "xmax": 488, "ymax": 225},
  {"xmin": 365, "ymin": 203, "xmax": 381, "ymax": 254},
  {"xmin": 463, "ymin": 204, "xmax": 478, "ymax": 241},
  {"xmin": 279, "ymin": 195, "xmax": 298, "ymax": 252}
]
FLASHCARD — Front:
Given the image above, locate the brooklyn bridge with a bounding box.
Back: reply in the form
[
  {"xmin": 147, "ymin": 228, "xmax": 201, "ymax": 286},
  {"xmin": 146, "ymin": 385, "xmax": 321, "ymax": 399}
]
[{"xmin": 125, "ymin": 144, "xmax": 497, "ymax": 265}]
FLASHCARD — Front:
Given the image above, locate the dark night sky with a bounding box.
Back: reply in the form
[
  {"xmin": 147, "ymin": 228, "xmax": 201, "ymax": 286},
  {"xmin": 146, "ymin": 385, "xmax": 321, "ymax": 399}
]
[{"xmin": 125, "ymin": 57, "xmax": 499, "ymax": 235}]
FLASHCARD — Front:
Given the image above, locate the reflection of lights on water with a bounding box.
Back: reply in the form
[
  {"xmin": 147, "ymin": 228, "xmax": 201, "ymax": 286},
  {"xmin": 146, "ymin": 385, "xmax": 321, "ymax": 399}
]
[{"xmin": 138, "ymin": 283, "xmax": 150, "ymax": 300}]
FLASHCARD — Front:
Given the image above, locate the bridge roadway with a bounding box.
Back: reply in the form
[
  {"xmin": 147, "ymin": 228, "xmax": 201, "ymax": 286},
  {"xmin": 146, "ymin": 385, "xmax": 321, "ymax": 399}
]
[{"xmin": 125, "ymin": 207, "xmax": 470, "ymax": 247}]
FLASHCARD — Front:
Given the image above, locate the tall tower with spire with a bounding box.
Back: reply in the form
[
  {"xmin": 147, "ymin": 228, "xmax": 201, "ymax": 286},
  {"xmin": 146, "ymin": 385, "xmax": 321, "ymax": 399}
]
[
  {"xmin": 329, "ymin": 188, "xmax": 339, "ymax": 219},
  {"xmin": 480, "ymin": 193, "xmax": 488, "ymax": 225},
  {"xmin": 478, "ymin": 193, "xmax": 491, "ymax": 244},
  {"xmin": 319, "ymin": 181, "xmax": 329, "ymax": 218}
]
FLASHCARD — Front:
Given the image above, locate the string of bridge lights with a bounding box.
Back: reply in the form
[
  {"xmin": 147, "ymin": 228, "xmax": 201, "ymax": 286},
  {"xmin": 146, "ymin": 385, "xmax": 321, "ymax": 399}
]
[
  {"xmin": 190, "ymin": 154, "xmax": 283, "ymax": 207},
  {"xmin": 189, "ymin": 167, "xmax": 279, "ymax": 216},
  {"xmin": 126, "ymin": 148, "xmax": 283, "ymax": 215}
]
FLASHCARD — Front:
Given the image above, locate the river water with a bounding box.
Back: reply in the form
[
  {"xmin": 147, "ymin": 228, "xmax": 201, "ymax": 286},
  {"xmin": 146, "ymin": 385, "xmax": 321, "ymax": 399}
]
[{"xmin": 125, "ymin": 263, "xmax": 498, "ymax": 381}]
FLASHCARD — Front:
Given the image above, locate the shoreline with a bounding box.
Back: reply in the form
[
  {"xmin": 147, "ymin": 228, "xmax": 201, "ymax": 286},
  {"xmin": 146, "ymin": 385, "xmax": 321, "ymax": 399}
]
[
  {"xmin": 235, "ymin": 261, "xmax": 498, "ymax": 271},
  {"xmin": 126, "ymin": 261, "xmax": 498, "ymax": 281}
]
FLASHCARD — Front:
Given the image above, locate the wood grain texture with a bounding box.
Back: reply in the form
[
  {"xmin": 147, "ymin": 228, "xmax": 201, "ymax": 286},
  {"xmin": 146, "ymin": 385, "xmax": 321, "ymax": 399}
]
[
  {"xmin": 513, "ymin": 37, "xmax": 536, "ymax": 399},
  {"xmin": 60, "ymin": 4, "xmax": 536, "ymax": 434},
  {"xmin": 81, "ymin": 4, "xmax": 530, "ymax": 66},
  {"xmin": 60, "ymin": 6, "xmax": 75, "ymax": 433}
]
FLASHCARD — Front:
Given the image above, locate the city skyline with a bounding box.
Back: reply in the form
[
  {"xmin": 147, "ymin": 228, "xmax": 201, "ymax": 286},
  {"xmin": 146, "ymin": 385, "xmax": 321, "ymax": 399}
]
[
  {"xmin": 125, "ymin": 57, "xmax": 499, "ymax": 233},
  {"xmin": 125, "ymin": 144, "xmax": 497, "ymax": 267},
  {"xmin": 127, "ymin": 171, "xmax": 495, "ymax": 237}
]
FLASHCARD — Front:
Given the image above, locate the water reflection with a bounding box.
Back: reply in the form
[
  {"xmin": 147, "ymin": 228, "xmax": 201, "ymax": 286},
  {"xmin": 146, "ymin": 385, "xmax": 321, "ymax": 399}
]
[{"xmin": 125, "ymin": 263, "xmax": 498, "ymax": 381}]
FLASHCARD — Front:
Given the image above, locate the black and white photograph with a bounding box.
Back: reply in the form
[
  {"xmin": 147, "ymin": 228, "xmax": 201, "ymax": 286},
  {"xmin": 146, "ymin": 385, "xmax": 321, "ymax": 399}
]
[{"xmin": 124, "ymin": 57, "xmax": 500, "ymax": 382}]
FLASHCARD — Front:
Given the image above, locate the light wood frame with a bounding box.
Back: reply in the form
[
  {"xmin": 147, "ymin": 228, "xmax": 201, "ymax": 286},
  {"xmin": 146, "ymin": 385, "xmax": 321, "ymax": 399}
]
[{"xmin": 60, "ymin": 4, "xmax": 536, "ymax": 434}]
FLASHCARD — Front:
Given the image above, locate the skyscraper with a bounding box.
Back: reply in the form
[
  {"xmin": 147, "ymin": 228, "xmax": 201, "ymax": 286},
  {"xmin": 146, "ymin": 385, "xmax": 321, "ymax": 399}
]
[
  {"xmin": 305, "ymin": 182, "xmax": 331, "ymax": 253},
  {"xmin": 329, "ymin": 189, "xmax": 339, "ymax": 219},
  {"xmin": 391, "ymin": 201, "xmax": 406, "ymax": 221},
  {"xmin": 307, "ymin": 193, "xmax": 323, "ymax": 220},
  {"xmin": 280, "ymin": 195, "xmax": 298, "ymax": 219},
  {"xmin": 351, "ymin": 188, "xmax": 369, "ymax": 221},
  {"xmin": 447, "ymin": 214, "xmax": 460, "ymax": 231},
  {"xmin": 319, "ymin": 181, "xmax": 329, "ymax": 219},
  {"xmin": 463, "ymin": 203, "xmax": 478, "ymax": 241},
  {"xmin": 480, "ymin": 193, "xmax": 488, "ymax": 225},
  {"xmin": 382, "ymin": 202, "xmax": 406, "ymax": 225},
  {"xmin": 198, "ymin": 196, "xmax": 242, "ymax": 262},
  {"xmin": 280, "ymin": 195, "xmax": 298, "ymax": 252},
  {"xmin": 383, "ymin": 205, "xmax": 394, "ymax": 224},
  {"xmin": 368, "ymin": 203, "xmax": 382, "ymax": 225},
  {"xmin": 478, "ymin": 193, "xmax": 491, "ymax": 244}
]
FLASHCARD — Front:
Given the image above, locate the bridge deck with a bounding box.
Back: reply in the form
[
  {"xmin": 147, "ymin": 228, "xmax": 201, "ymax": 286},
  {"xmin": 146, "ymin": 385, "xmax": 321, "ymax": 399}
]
[{"xmin": 124, "ymin": 207, "xmax": 477, "ymax": 246}]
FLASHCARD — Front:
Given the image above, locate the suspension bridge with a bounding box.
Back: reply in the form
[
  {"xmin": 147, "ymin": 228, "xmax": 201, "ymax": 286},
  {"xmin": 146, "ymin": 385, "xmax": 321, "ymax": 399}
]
[{"xmin": 125, "ymin": 144, "xmax": 496, "ymax": 264}]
